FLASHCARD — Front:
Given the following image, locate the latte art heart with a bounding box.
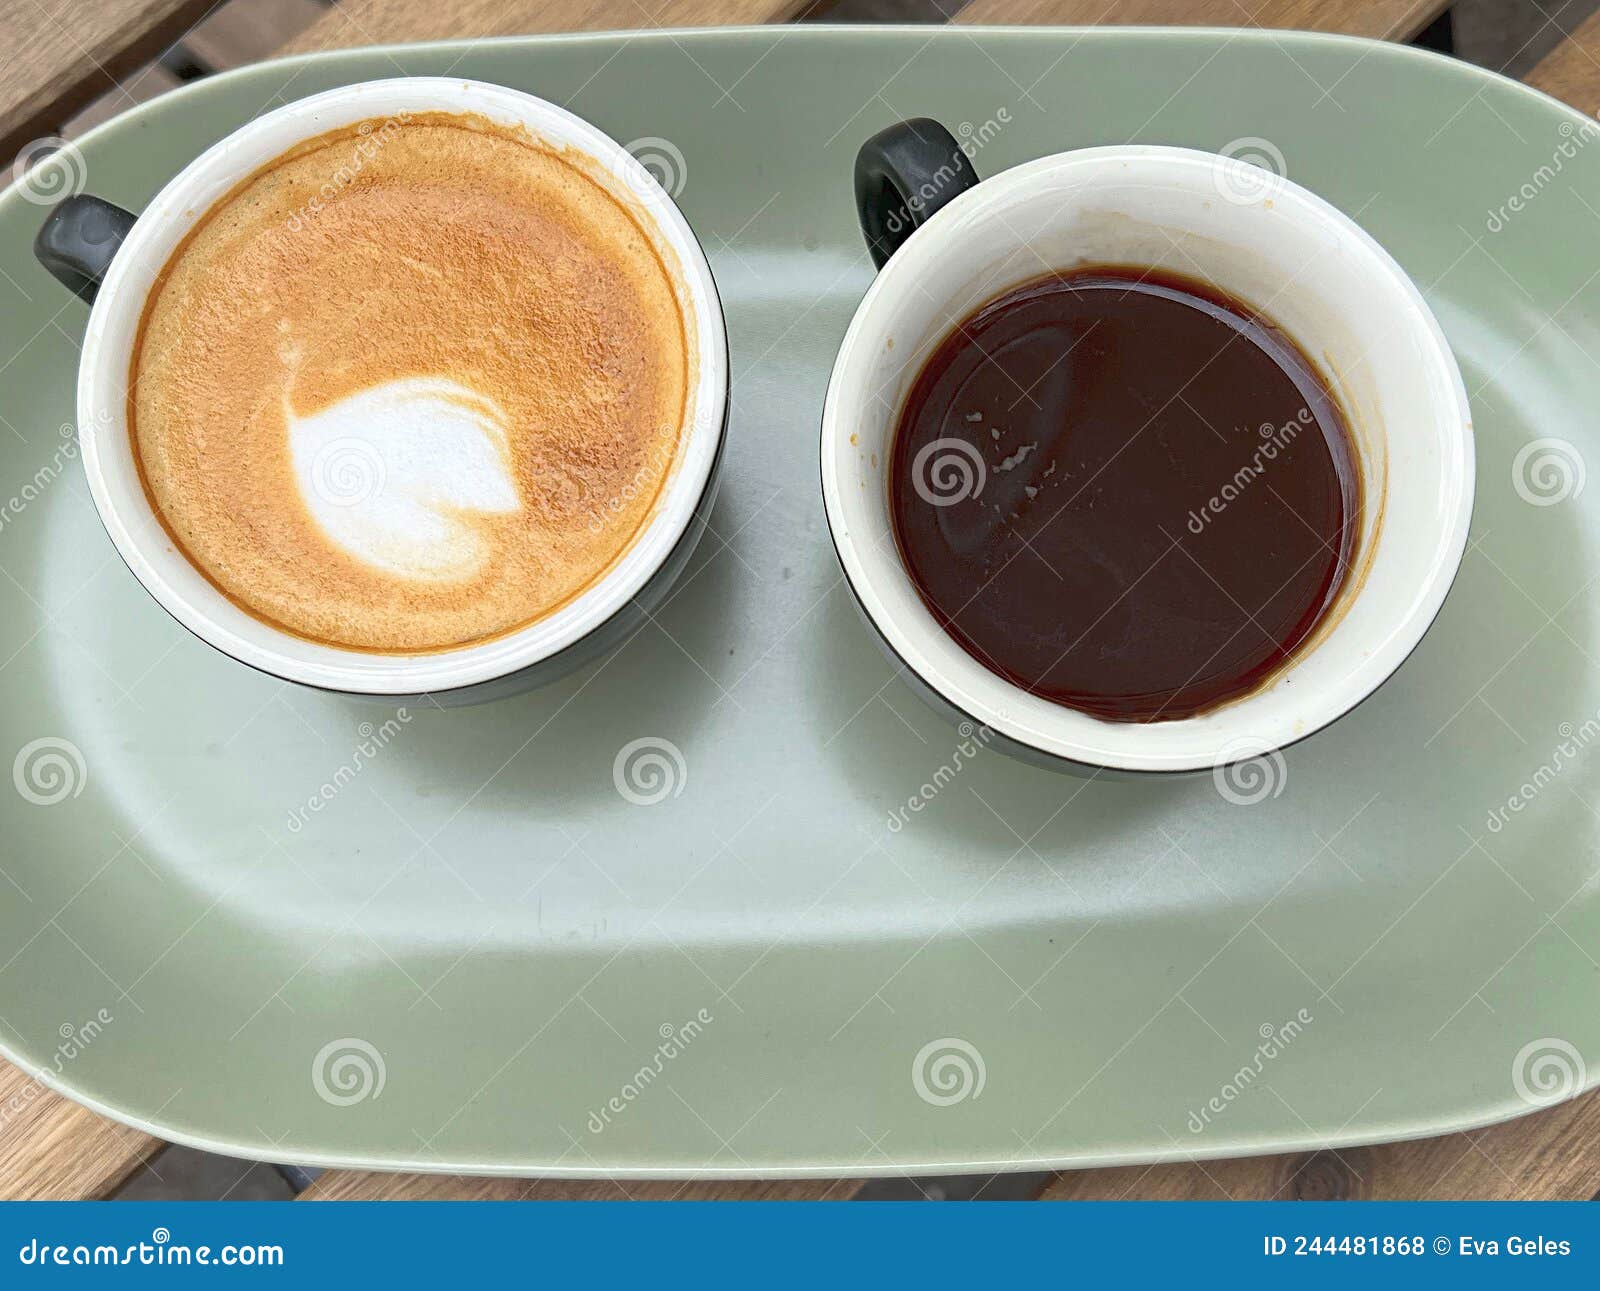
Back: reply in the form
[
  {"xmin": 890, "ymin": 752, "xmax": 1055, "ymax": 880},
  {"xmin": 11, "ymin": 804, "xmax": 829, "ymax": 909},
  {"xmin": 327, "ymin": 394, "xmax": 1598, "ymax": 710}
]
[
  {"xmin": 288, "ymin": 378, "xmax": 521, "ymax": 583},
  {"xmin": 127, "ymin": 111, "xmax": 692, "ymax": 652}
]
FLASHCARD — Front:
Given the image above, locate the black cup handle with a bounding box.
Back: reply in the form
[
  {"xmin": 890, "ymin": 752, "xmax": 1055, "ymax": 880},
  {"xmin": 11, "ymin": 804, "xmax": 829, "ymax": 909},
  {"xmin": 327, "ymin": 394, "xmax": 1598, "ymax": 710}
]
[
  {"xmin": 33, "ymin": 195, "xmax": 137, "ymax": 304},
  {"xmin": 853, "ymin": 118, "xmax": 981, "ymax": 269}
]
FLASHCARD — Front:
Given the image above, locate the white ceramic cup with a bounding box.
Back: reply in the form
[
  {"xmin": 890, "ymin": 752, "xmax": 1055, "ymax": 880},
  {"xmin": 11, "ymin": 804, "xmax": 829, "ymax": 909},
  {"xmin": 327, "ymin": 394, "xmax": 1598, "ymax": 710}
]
[
  {"xmin": 822, "ymin": 120, "xmax": 1473, "ymax": 774},
  {"xmin": 34, "ymin": 78, "xmax": 728, "ymax": 701}
]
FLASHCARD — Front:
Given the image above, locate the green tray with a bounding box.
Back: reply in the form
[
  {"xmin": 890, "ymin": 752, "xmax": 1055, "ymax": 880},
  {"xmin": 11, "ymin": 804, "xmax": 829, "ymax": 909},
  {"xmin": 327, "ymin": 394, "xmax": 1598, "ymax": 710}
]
[{"xmin": 1, "ymin": 26, "xmax": 1595, "ymax": 1176}]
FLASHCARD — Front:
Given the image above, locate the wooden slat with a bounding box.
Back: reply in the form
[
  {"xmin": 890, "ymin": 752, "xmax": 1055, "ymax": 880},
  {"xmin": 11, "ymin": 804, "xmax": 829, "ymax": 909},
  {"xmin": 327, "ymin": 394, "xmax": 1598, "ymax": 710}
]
[
  {"xmin": 182, "ymin": 0, "xmax": 327, "ymax": 70},
  {"xmin": 1527, "ymin": 9, "xmax": 1600, "ymax": 119},
  {"xmin": 0, "ymin": 1060, "xmax": 162, "ymax": 1200},
  {"xmin": 279, "ymin": 0, "xmax": 822, "ymax": 56},
  {"xmin": 1040, "ymin": 1091, "xmax": 1600, "ymax": 1200},
  {"xmin": 301, "ymin": 1171, "xmax": 864, "ymax": 1200},
  {"xmin": 0, "ymin": 0, "xmax": 222, "ymax": 165},
  {"xmin": 955, "ymin": 0, "xmax": 1447, "ymax": 40}
]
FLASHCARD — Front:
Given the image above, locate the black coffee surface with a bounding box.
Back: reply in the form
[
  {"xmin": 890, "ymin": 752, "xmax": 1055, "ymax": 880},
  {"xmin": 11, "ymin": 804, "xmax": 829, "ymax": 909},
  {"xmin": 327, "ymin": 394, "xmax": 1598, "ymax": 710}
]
[{"xmin": 888, "ymin": 267, "xmax": 1359, "ymax": 723}]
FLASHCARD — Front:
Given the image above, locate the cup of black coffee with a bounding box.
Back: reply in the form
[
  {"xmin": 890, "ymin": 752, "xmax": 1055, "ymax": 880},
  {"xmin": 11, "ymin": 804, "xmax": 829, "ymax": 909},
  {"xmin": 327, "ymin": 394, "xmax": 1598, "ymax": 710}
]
[{"xmin": 822, "ymin": 119, "xmax": 1474, "ymax": 774}]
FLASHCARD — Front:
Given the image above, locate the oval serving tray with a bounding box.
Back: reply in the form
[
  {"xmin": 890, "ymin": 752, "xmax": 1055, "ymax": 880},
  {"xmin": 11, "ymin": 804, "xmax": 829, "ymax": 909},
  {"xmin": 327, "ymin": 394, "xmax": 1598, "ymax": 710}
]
[{"xmin": 0, "ymin": 25, "xmax": 1596, "ymax": 1176}]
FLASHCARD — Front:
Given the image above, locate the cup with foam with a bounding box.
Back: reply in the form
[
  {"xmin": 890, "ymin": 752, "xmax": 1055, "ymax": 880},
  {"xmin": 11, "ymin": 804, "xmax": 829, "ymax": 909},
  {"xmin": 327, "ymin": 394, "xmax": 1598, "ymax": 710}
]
[{"xmin": 34, "ymin": 78, "xmax": 728, "ymax": 702}]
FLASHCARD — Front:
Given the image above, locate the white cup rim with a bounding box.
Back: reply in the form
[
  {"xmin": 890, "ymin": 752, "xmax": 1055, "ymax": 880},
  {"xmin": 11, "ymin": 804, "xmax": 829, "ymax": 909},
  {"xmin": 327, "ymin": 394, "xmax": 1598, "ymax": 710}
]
[
  {"xmin": 76, "ymin": 77, "xmax": 728, "ymax": 695},
  {"xmin": 821, "ymin": 143, "xmax": 1474, "ymax": 773}
]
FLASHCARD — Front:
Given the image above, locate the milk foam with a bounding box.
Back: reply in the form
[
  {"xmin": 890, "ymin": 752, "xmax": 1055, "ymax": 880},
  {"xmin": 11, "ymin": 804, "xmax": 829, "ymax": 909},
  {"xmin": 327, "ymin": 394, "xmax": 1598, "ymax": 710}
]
[{"xmin": 287, "ymin": 377, "xmax": 520, "ymax": 582}]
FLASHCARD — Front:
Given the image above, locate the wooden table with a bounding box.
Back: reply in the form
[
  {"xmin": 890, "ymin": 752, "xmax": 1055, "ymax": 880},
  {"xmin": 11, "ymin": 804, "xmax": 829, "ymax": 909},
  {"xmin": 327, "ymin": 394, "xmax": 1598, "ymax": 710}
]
[{"xmin": 2, "ymin": 0, "xmax": 1598, "ymax": 1202}]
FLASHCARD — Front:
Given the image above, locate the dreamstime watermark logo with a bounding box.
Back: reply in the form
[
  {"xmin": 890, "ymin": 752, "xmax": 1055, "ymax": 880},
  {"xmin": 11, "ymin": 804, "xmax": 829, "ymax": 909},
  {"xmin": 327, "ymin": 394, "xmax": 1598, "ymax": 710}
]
[
  {"xmin": 11, "ymin": 136, "xmax": 87, "ymax": 206},
  {"xmin": 887, "ymin": 722, "xmax": 996, "ymax": 832},
  {"xmin": 1512, "ymin": 437, "xmax": 1585, "ymax": 507},
  {"xmin": 0, "ymin": 421, "xmax": 82, "ymax": 537},
  {"xmin": 622, "ymin": 137, "xmax": 688, "ymax": 199},
  {"xmin": 1484, "ymin": 711, "xmax": 1600, "ymax": 834},
  {"xmin": 1212, "ymin": 137, "xmax": 1287, "ymax": 205},
  {"xmin": 911, "ymin": 1037, "xmax": 986, "ymax": 1106},
  {"xmin": 612, "ymin": 736, "xmax": 687, "ymax": 806},
  {"xmin": 285, "ymin": 709, "xmax": 411, "ymax": 834},
  {"xmin": 1486, "ymin": 116, "xmax": 1600, "ymax": 232},
  {"xmin": 311, "ymin": 437, "xmax": 386, "ymax": 508},
  {"xmin": 1186, "ymin": 1009, "xmax": 1313, "ymax": 1133},
  {"xmin": 954, "ymin": 109, "xmax": 1012, "ymax": 160},
  {"xmin": 1212, "ymin": 739, "xmax": 1287, "ymax": 806},
  {"xmin": 580, "ymin": 439, "xmax": 678, "ymax": 534},
  {"xmin": 911, "ymin": 438, "xmax": 986, "ymax": 507},
  {"xmin": 882, "ymin": 110, "xmax": 1011, "ymax": 240},
  {"xmin": 285, "ymin": 112, "xmax": 411, "ymax": 231},
  {"xmin": 13, "ymin": 737, "xmax": 86, "ymax": 806},
  {"xmin": 0, "ymin": 1009, "xmax": 113, "ymax": 1132},
  {"xmin": 586, "ymin": 1008, "xmax": 714, "ymax": 1134},
  {"xmin": 311, "ymin": 1037, "xmax": 386, "ymax": 1106},
  {"xmin": 1186, "ymin": 410, "xmax": 1314, "ymax": 534},
  {"xmin": 1511, "ymin": 1037, "xmax": 1586, "ymax": 1107},
  {"xmin": 17, "ymin": 1229, "xmax": 282, "ymax": 1268}
]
